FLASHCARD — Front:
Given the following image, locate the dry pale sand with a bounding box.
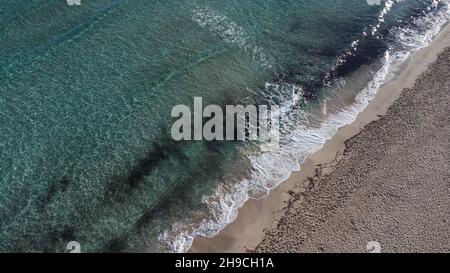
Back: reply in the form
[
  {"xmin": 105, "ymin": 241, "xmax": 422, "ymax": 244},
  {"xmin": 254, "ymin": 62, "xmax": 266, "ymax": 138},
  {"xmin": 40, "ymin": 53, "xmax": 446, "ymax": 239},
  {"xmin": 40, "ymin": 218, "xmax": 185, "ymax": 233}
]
[
  {"xmin": 190, "ymin": 25, "xmax": 450, "ymax": 253},
  {"xmin": 257, "ymin": 47, "xmax": 450, "ymax": 253}
]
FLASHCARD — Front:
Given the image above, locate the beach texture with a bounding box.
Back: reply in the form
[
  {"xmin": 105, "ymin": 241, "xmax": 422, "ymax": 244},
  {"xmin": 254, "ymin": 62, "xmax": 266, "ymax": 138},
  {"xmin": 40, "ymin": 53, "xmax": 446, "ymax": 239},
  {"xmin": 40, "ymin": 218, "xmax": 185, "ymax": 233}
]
[{"xmin": 255, "ymin": 48, "xmax": 450, "ymax": 253}]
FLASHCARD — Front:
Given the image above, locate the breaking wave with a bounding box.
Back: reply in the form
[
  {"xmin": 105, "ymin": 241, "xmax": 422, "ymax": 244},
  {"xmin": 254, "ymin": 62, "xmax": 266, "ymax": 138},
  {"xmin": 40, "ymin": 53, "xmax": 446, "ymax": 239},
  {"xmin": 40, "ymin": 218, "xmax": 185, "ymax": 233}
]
[{"xmin": 159, "ymin": 1, "xmax": 449, "ymax": 253}]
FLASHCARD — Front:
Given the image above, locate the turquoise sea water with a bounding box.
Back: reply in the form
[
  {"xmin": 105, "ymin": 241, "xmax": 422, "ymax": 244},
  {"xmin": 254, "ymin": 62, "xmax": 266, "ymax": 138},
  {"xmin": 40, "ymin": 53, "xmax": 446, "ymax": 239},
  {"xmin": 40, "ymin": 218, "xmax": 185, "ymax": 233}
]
[{"xmin": 0, "ymin": 0, "xmax": 448, "ymax": 252}]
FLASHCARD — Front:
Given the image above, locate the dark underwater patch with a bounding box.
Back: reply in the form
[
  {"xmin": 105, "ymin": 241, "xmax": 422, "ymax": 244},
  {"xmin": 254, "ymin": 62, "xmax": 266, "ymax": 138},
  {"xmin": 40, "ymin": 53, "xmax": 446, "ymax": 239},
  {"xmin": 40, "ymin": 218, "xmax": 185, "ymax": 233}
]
[
  {"xmin": 38, "ymin": 175, "xmax": 71, "ymax": 210},
  {"xmin": 103, "ymin": 137, "xmax": 187, "ymax": 204},
  {"xmin": 99, "ymin": 139, "xmax": 237, "ymax": 252}
]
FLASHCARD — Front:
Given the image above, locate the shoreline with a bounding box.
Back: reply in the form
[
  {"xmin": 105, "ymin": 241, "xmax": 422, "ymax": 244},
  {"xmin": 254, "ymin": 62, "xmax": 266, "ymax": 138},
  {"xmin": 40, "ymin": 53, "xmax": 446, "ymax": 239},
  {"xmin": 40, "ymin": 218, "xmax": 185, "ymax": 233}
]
[{"xmin": 190, "ymin": 23, "xmax": 450, "ymax": 253}]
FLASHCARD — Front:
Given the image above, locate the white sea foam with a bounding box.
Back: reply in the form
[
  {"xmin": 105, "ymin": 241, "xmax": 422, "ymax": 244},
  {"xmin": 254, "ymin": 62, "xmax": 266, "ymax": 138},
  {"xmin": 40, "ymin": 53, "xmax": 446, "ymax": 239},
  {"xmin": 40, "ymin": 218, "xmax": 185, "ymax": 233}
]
[{"xmin": 159, "ymin": 2, "xmax": 450, "ymax": 253}]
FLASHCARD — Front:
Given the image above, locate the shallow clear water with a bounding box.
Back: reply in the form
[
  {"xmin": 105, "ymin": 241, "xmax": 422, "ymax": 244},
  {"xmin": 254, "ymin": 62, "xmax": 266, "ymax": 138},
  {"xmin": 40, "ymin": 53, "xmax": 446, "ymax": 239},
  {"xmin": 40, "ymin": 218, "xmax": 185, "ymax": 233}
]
[{"xmin": 0, "ymin": 0, "xmax": 448, "ymax": 252}]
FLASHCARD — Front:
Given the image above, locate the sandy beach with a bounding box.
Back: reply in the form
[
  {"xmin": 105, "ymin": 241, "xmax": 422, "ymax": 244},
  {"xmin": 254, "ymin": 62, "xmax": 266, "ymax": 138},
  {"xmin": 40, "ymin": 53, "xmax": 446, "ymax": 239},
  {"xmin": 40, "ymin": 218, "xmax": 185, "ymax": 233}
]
[{"xmin": 190, "ymin": 24, "xmax": 450, "ymax": 253}]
